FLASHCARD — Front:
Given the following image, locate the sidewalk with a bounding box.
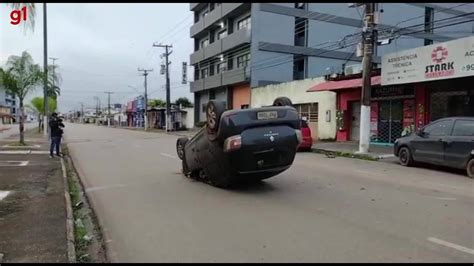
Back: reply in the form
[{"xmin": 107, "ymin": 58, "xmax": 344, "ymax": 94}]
[
  {"xmin": 0, "ymin": 129, "xmax": 69, "ymax": 262},
  {"xmin": 312, "ymin": 141, "xmax": 395, "ymax": 160},
  {"xmin": 0, "ymin": 122, "xmax": 37, "ymax": 140}
]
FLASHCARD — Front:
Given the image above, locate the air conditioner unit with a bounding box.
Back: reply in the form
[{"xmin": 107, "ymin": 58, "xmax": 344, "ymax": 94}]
[{"xmin": 344, "ymin": 64, "xmax": 363, "ymax": 75}]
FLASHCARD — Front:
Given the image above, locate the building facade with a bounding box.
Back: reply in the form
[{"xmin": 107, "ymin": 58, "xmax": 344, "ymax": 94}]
[
  {"xmin": 189, "ymin": 3, "xmax": 473, "ymax": 123},
  {"xmin": 0, "ymin": 86, "xmax": 17, "ymax": 124},
  {"xmin": 308, "ymin": 36, "xmax": 474, "ymax": 144}
]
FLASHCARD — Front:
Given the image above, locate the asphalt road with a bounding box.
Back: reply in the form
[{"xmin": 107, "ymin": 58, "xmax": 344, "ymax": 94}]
[{"xmin": 64, "ymin": 123, "xmax": 474, "ymax": 263}]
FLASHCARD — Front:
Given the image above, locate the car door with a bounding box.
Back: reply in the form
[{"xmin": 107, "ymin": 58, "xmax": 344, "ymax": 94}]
[
  {"xmin": 443, "ymin": 119, "xmax": 474, "ymax": 169},
  {"xmin": 411, "ymin": 119, "xmax": 453, "ymax": 164}
]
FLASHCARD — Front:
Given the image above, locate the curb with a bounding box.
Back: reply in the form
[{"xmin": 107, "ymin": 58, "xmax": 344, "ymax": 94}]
[
  {"xmin": 65, "ymin": 143, "xmax": 111, "ymax": 263},
  {"xmin": 311, "ymin": 148, "xmax": 381, "ymax": 161},
  {"xmin": 60, "ymin": 157, "xmax": 77, "ymax": 263}
]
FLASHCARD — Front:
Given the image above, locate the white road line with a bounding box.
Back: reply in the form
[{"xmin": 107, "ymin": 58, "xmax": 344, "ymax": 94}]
[
  {"xmin": 427, "ymin": 237, "xmax": 474, "ymax": 255},
  {"xmin": 0, "ymin": 161, "xmax": 29, "ymax": 166},
  {"xmin": 85, "ymin": 184, "xmax": 126, "ymax": 193},
  {"xmin": 160, "ymin": 153, "xmax": 178, "ymax": 159},
  {"xmin": 0, "ymin": 191, "xmax": 11, "ymax": 201},
  {"xmin": 431, "ymin": 197, "xmax": 457, "ymax": 201}
]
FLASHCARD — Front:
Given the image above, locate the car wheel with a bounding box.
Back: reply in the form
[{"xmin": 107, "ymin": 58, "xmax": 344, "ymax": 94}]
[
  {"xmin": 273, "ymin": 96, "xmax": 293, "ymax": 107},
  {"xmin": 206, "ymin": 100, "xmax": 226, "ymax": 141},
  {"xmin": 399, "ymin": 147, "xmax": 414, "ymax": 167},
  {"xmin": 176, "ymin": 137, "xmax": 188, "ymax": 160},
  {"xmin": 182, "ymin": 159, "xmax": 190, "ymax": 176},
  {"xmin": 466, "ymin": 158, "xmax": 474, "ymax": 178}
]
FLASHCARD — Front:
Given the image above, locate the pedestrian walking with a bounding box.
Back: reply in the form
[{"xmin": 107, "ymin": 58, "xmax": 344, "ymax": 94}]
[{"xmin": 49, "ymin": 112, "xmax": 65, "ymax": 158}]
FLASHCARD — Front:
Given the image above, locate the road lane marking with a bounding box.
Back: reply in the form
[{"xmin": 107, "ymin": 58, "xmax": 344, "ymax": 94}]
[
  {"xmin": 85, "ymin": 184, "xmax": 126, "ymax": 193},
  {"xmin": 427, "ymin": 237, "xmax": 474, "ymax": 255},
  {"xmin": 160, "ymin": 153, "xmax": 178, "ymax": 159},
  {"xmin": 430, "ymin": 197, "xmax": 456, "ymax": 201},
  {"xmin": 0, "ymin": 161, "xmax": 29, "ymax": 167},
  {"xmin": 0, "ymin": 191, "xmax": 11, "ymax": 201}
]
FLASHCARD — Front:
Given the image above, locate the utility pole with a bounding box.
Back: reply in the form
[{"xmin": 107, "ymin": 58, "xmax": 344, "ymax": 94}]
[
  {"xmin": 153, "ymin": 43, "xmax": 173, "ymax": 132},
  {"xmin": 104, "ymin": 92, "xmax": 114, "ymax": 127},
  {"xmin": 358, "ymin": 3, "xmax": 376, "ymax": 154},
  {"xmin": 43, "ymin": 3, "xmax": 49, "ymax": 136},
  {"xmin": 137, "ymin": 68, "xmax": 153, "ymax": 130}
]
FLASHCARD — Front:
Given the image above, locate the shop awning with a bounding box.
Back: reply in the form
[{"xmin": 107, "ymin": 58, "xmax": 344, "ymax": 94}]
[{"xmin": 307, "ymin": 75, "xmax": 381, "ymax": 92}]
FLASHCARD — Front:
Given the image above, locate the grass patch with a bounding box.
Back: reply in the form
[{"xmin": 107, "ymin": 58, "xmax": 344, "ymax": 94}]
[
  {"xmin": 64, "ymin": 145, "xmax": 106, "ymax": 263},
  {"xmin": 6, "ymin": 142, "xmax": 29, "ymax": 147},
  {"xmin": 67, "ymin": 170, "xmax": 91, "ymax": 262}
]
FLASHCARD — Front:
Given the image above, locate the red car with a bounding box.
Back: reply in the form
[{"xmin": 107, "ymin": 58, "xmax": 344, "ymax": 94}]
[{"xmin": 298, "ymin": 119, "xmax": 313, "ymax": 151}]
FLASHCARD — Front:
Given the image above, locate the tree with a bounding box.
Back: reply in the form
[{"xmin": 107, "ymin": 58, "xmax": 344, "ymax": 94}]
[
  {"xmin": 175, "ymin": 97, "xmax": 193, "ymax": 108},
  {"xmin": 47, "ymin": 64, "xmax": 61, "ymax": 99},
  {"xmin": 27, "ymin": 97, "xmax": 57, "ymax": 132},
  {"xmin": 149, "ymin": 99, "xmax": 166, "ymax": 108},
  {"xmin": 6, "ymin": 3, "xmax": 36, "ymax": 32},
  {"xmin": 0, "ymin": 51, "xmax": 44, "ymax": 144}
]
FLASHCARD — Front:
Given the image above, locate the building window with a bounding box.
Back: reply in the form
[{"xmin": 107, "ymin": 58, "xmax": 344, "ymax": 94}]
[
  {"xmin": 194, "ymin": 68, "xmax": 200, "ymax": 80},
  {"xmin": 293, "ymin": 55, "xmax": 307, "ymax": 80},
  {"xmin": 217, "ymin": 30, "xmax": 227, "ymax": 40},
  {"xmin": 209, "ymin": 90, "xmax": 216, "ymax": 100},
  {"xmin": 201, "ymin": 68, "xmax": 209, "ymax": 78},
  {"xmin": 209, "ymin": 3, "xmax": 215, "ymax": 11},
  {"xmin": 200, "ymin": 38, "xmax": 209, "ymax": 48},
  {"xmin": 237, "ymin": 16, "xmax": 251, "ymax": 30},
  {"xmin": 295, "ymin": 17, "xmax": 308, "ymax": 47},
  {"xmin": 424, "ymin": 7, "xmax": 434, "ymax": 46},
  {"xmin": 237, "ymin": 53, "xmax": 250, "ymax": 68},
  {"xmin": 241, "ymin": 104, "xmax": 249, "ymax": 109},
  {"xmin": 217, "ymin": 62, "xmax": 227, "ymax": 73},
  {"xmin": 227, "ymin": 57, "xmax": 234, "ymax": 70},
  {"xmin": 295, "ymin": 3, "xmax": 306, "ymax": 9}
]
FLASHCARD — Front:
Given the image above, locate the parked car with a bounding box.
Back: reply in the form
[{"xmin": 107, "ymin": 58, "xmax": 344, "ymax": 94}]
[
  {"xmin": 297, "ymin": 119, "xmax": 313, "ymax": 151},
  {"xmin": 176, "ymin": 97, "xmax": 302, "ymax": 188},
  {"xmin": 394, "ymin": 117, "xmax": 474, "ymax": 178}
]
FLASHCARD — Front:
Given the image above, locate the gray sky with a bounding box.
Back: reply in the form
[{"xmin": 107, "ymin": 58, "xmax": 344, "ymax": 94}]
[{"xmin": 0, "ymin": 3, "xmax": 193, "ymax": 113}]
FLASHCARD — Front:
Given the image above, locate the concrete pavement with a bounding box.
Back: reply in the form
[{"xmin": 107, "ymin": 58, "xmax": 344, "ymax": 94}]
[{"xmin": 64, "ymin": 123, "xmax": 474, "ymax": 263}]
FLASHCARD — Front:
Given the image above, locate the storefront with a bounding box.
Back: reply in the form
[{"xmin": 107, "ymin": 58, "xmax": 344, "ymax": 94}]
[
  {"xmin": 308, "ymin": 36, "xmax": 474, "ymax": 144},
  {"xmin": 382, "ymin": 35, "xmax": 474, "ymax": 130}
]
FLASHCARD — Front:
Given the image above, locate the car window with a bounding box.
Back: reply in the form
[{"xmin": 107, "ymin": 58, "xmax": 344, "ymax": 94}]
[
  {"xmin": 423, "ymin": 120, "xmax": 453, "ymax": 136},
  {"xmin": 452, "ymin": 119, "xmax": 474, "ymax": 136}
]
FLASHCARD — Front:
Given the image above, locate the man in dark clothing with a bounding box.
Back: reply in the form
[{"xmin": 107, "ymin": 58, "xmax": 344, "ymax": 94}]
[{"xmin": 49, "ymin": 113, "xmax": 65, "ymax": 158}]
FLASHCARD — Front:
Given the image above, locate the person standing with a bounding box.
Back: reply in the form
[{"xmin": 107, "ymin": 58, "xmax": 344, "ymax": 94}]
[{"xmin": 49, "ymin": 112, "xmax": 65, "ymax": 158}]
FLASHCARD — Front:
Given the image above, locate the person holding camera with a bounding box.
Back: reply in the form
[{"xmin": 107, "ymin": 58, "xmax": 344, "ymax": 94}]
[{"xmin": 49, "ymin": 112, "xmax": 65, "ymax": 158}]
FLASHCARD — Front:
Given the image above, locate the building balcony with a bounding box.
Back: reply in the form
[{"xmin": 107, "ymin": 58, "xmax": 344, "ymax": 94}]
[
  {"xmin": 190, "ymin": 27, "xmax": 251, "ymax": 65},
  {"xmin": 190, "ymin": 67, "xmax": 249, "ymax": 93},
  {"xmin": 190, "ymin": 3, "xmax": 245, "ymax": 38}
]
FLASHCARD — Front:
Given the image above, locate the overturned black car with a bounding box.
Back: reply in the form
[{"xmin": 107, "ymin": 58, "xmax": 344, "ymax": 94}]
[{"xmin": 176, "ymin": 97, "xmax": 302, "ymax": 188}]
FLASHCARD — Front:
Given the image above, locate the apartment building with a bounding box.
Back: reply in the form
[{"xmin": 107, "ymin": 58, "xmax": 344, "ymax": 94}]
[{"xmin": 189, "ymin": 3, "xmax": 474, "ymax": 123}]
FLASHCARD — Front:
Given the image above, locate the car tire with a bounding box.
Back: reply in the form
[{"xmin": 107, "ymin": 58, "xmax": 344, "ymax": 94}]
[
  {"xmin": 466, "ymin": 158, "xmax": 474, "ymax": 179},
  {"xmin": 206, "ymin": 100, "xmax": 226, "ymax": 141},
  {"xmin": 398, "ymin": 147, "xmax": 414, "ymax": 167},
  {"xmin": 273, "ymin": 96, "xmax": 293, "ymax": 107},
  {"xmin": 176, "ymin": 137, "xmax": 188, "ymax": 160}
]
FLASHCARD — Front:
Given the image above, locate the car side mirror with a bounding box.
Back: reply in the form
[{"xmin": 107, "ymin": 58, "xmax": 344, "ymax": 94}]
[{"xmin": 416, "ymin": 130, "xmax": 426, "ymax": 137}]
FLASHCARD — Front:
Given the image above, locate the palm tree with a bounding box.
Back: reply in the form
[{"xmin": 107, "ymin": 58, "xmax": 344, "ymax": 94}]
[
  {"xmin": 27, "ymin": 97, "xmax": 57, "ymax": 132},
  {"xmin": 0, "ymin": 51, "xmax": 43, "ymax": 144},
  {"xmin": 47, "ymin": 64, "xmax": 61, "ymax": 99},
  {"xmin": 5, "ymin": 3, "xmax": 36, "ymax": 32}
]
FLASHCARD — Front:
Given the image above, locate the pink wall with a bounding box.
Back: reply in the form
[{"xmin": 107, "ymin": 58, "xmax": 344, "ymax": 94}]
[{"xmin": 336, "ymin": 89, "xmax": 361, "ymax": 141}]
